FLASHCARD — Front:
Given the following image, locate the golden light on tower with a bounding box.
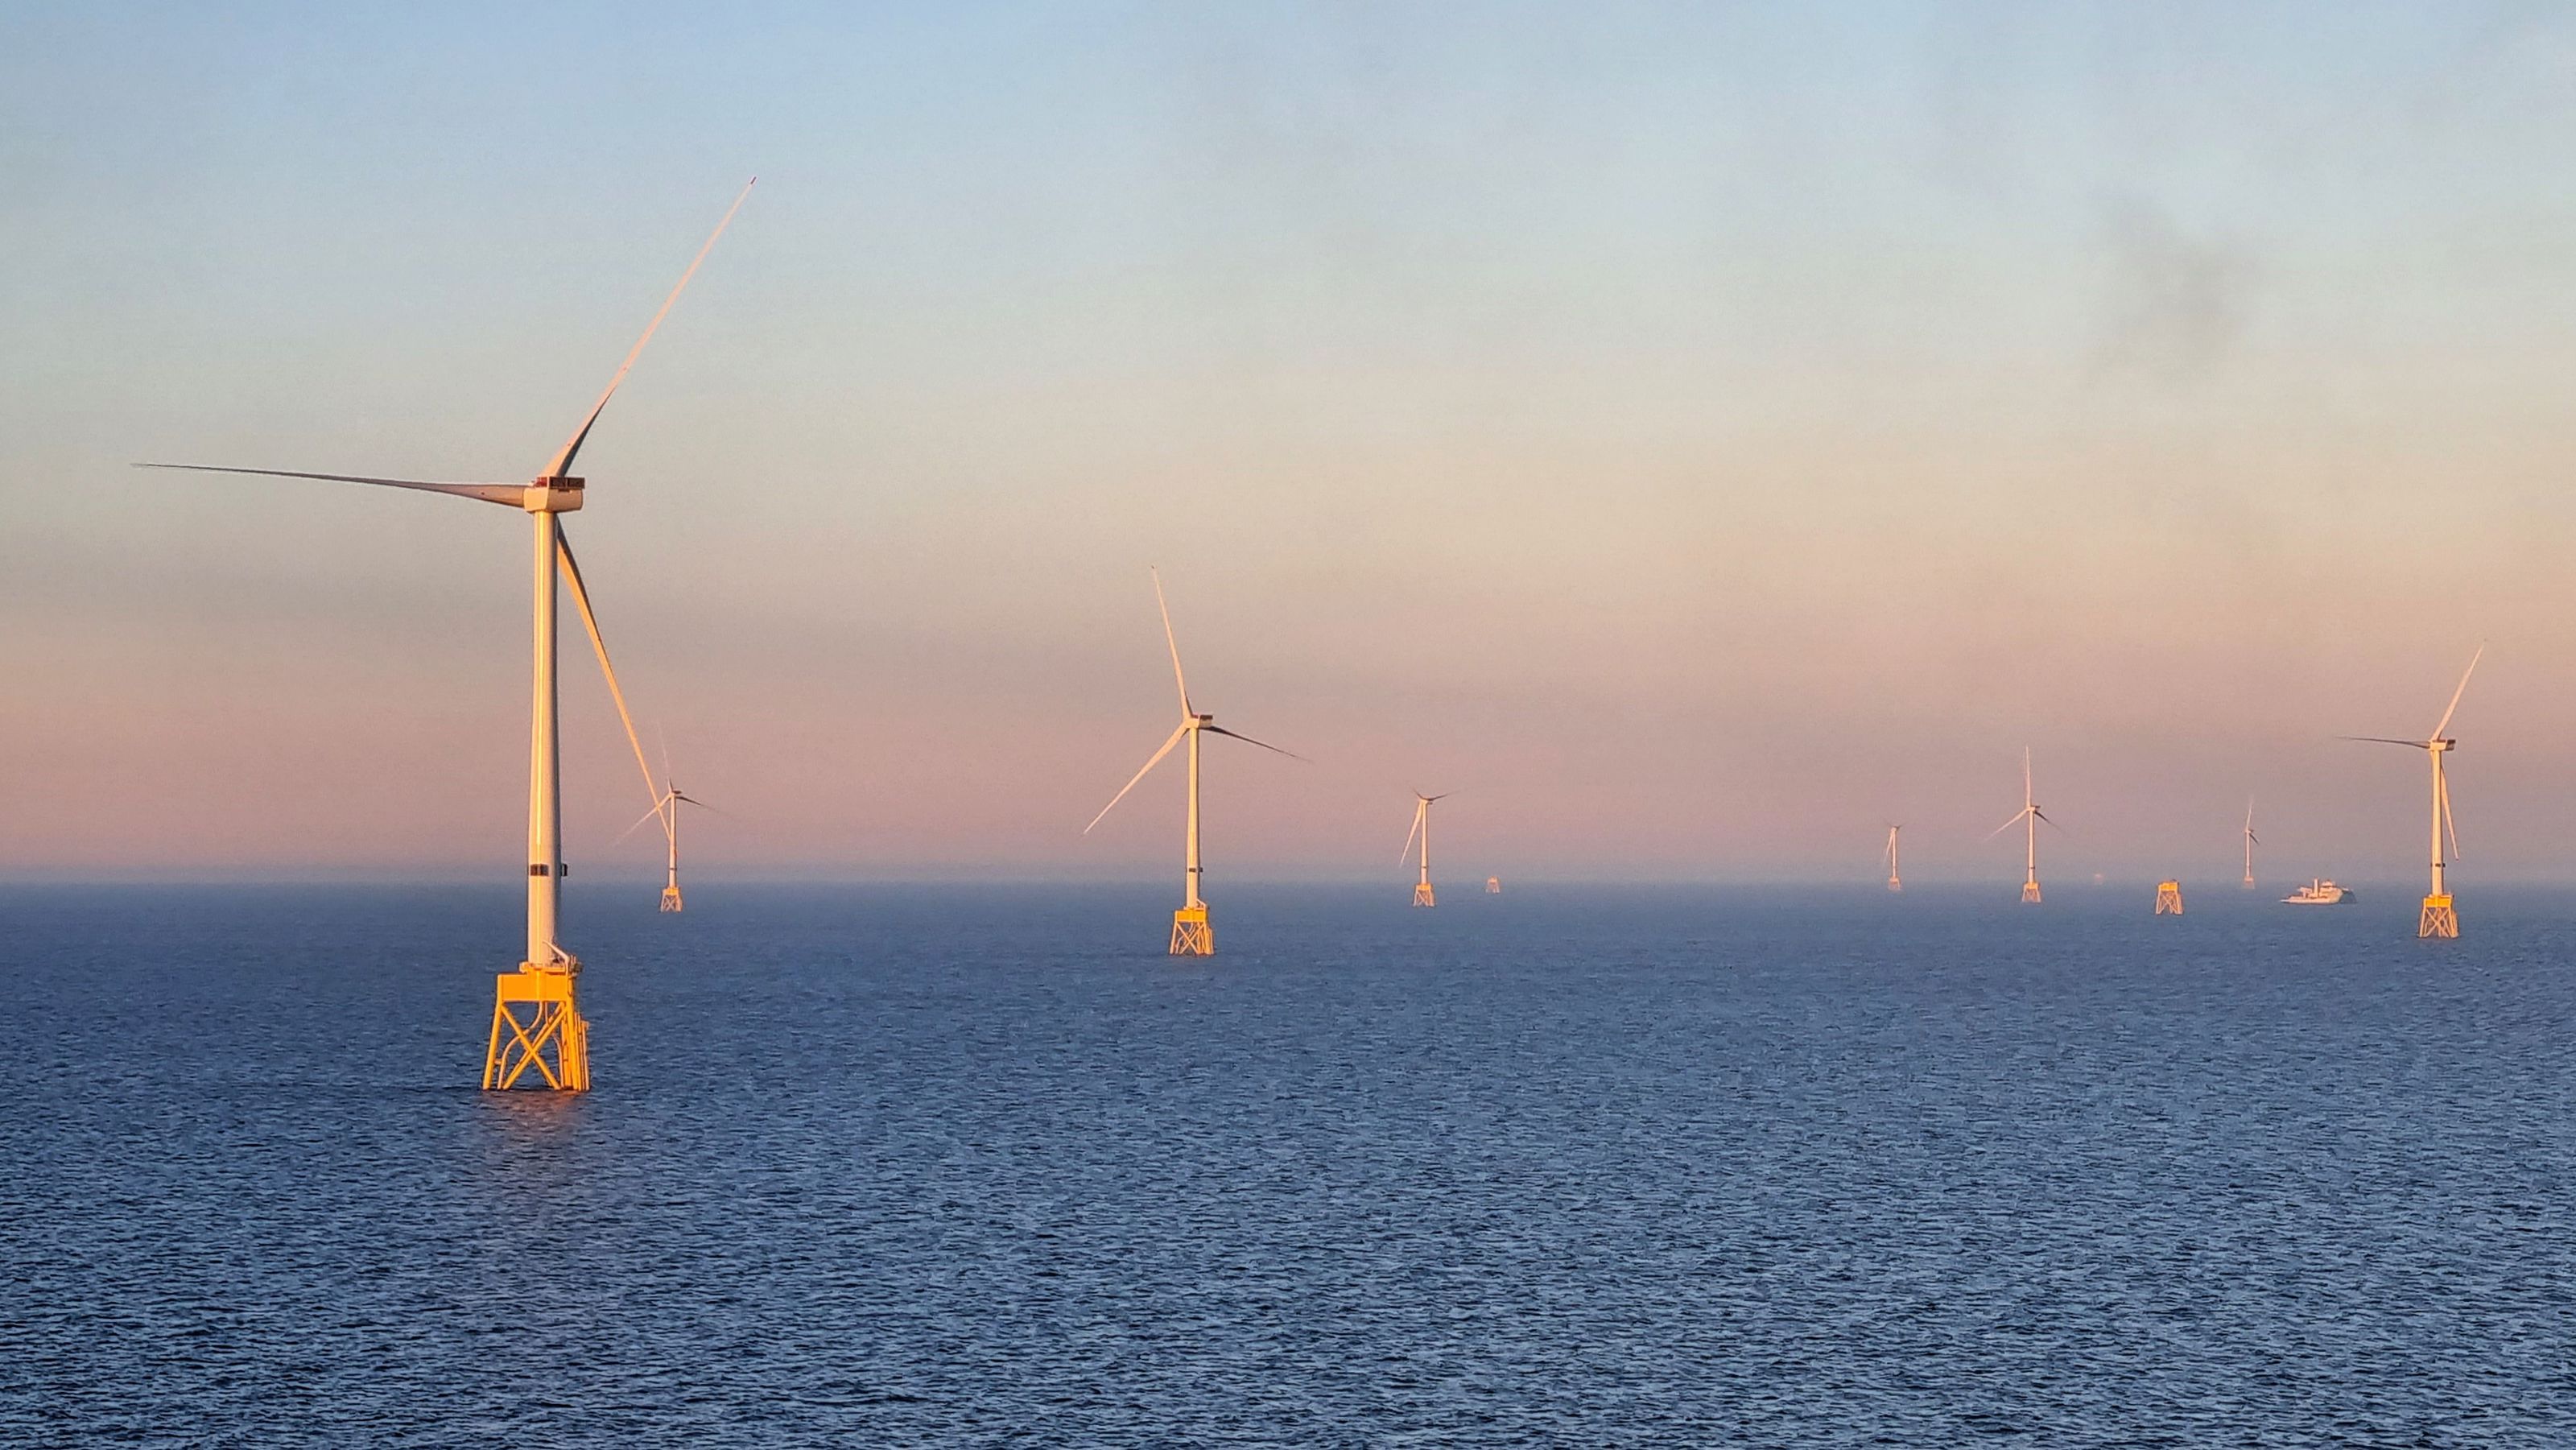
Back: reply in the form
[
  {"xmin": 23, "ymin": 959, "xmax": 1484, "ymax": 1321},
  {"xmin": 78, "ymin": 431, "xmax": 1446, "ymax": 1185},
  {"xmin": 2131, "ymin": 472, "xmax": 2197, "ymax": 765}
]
[
  {"xmin": 2343, "ymin": 643, "xmax": 2482, "ymax": 940},
  {"xmin": 139, "ymin": 180, "xmax": 753, "ymax": 1092},
  {"xmin": 1401, "ymin": 792, "xmax": 1449, "ymax": 907},
  {"xmin": 1084, "ymin": 569, "xmax": 1304, "ymax": 956}
]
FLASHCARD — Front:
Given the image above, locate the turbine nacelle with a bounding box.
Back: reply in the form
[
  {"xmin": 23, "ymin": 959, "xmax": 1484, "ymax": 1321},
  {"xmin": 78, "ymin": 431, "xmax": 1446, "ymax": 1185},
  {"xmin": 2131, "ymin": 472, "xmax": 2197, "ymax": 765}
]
[{"xmin": 525, "ymin": 477, "xmax": 586, "ymax": 513}]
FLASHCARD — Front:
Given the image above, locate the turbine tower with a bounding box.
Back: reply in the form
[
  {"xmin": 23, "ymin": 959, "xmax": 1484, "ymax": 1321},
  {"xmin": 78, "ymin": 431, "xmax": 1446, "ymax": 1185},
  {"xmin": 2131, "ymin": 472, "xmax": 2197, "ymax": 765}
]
[
  {"xmin": 1988, "ymin": 747, "xmax": 2056, "ymax": 903},
  {"xmin": 2241, "ymin": 797, "xmax": 2259, "ymax": 890},
  {"xmin": 1085, "ymin": 569, "xmax": 1302, "ymax": 955},
  {"xmin": 139, "ymin": 181, "xmax": 753, "ymax": 1089},
  {"xmin": 1401, "ymin": 793, "xmax": 1449, "ymax": 907},
  {"xmin": 2344, "ymin": 644, "xmax": 2483, "ymax": 940},
  {"xmin": 1885, "ymin": 824, "xmax": 1902, "ymax": 893}
]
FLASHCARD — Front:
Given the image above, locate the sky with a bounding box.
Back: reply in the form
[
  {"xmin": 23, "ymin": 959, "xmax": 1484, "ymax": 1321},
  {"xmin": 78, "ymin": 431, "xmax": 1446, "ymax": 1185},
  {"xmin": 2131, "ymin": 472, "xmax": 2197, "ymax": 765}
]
[{"xmin": 7, "ymin": 2, "xmax": 2576, "ymax": 887}]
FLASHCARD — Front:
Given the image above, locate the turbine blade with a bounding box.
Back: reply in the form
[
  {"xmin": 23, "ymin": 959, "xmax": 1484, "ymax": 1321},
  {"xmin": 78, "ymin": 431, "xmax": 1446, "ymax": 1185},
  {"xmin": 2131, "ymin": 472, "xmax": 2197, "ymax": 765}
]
[
  {"xmin": 134, "ymin": 463, "xmax": 522, "ymax": 506},
  {"xmin": 556, "ymin": 529, "xmax": 666, "ymax": 820},
  {"xmin": 2438, "ymin": 767, "xmax": 2461, "ymax": 861},
  {"xmin": 673, "ymin": 791, "xmax": 730, "ymax": 817},
  {"xmin": 2034, "ymin": 809, "xmax": 2066, "ymax": 835},
  {"xmin": 616, "ymin": 793, "xmax": 675, "ymax": 845},
  {"xmin": 1202, "ymin": 723, "xmax": 1308, "ymax": 761},
  {"xmin": 1150, "ymin": 566, "xmax": 1190, "ymax": 715},
  {"xmin": 2429, "ymin": 642, "xmax": 2485, "ymax": 742},
  {"xmin": 543, "ymin": 177, "xmax": 756, "ymax": 479},
  {"xmin": 1084, "ymin": 724, "xmax": 1188, "ymax": 834},
  {"xmin": 2248, "ymin": 832, "xmax": 2260, "ymax": 845},
  {"xmin": 1988, "ymin": 809, "xmax": 2029, "ymax": 840},
  {"xmin": 2339, "ymin": 736, "xmax": 2430, "ymax": 748},
  {"xmin": 1400, "ymin": 805, "xmax": 1423, "ymax": 866}
]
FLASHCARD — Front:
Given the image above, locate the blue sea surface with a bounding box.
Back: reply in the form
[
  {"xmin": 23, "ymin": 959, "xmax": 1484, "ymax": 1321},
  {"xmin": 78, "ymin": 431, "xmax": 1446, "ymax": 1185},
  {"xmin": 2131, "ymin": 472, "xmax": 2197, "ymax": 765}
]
[{"xmin": 2, "ymin": 882, "xmax": 2571, "ymax": 1444}]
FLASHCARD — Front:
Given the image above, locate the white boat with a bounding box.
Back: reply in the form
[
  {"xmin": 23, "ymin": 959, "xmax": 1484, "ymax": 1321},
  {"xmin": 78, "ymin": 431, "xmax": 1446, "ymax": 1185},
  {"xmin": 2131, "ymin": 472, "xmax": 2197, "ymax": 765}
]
[{"xmin": 2281, "ymin": 879, "xmax": 2355, "ymax": 905}]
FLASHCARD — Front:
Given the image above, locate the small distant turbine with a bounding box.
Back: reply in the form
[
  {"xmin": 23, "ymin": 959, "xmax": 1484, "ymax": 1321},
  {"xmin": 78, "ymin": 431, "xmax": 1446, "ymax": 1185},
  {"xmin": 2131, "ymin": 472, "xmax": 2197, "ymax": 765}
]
[
  {"xmin": 1885, "ymin": 824, "xmax": 1903, "ymax": 893},
  {"xmin": 1085, "ymin": 568, "xmax": 1304, "ymax": 956},
  {"xmin": 1988, "ymin": 747, "xmax": 2059, "ymax": 904},
  {"xmin": 2241, "ymin": 796, "xmax": 2259, "ymax": 890},
  {"xmin": 1400, "ymin": 792, "xmax": 1450, "ymax": 907},
  {"xmin": 624, "ymin": 775, "xmax": 718, "ymax": 914},
  {"xmin": 2343, "ymin": 643, "xmax": 2483, "ymax": 940},
  {"xmin": 138, "ymin": 180, "xmax": 753, "ymax": 1090}
]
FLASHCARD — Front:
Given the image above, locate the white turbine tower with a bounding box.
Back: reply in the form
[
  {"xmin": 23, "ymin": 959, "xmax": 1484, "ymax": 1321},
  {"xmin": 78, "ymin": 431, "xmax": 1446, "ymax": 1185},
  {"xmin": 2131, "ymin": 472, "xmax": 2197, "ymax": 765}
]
[
  {"xmin": 1084, "ymin": 568, "xmax": 1302, "ymax": 955},
  {"xmin": 1885, "ymin": 824, "xmax": 1903, "ymax": 893},
  {"xmin": 1988, "ymin": 747, "xmax": 2057, "ymax": 903},
  {"xmin": 1400, "ymin": 792, "xmax": 1449, "ymax": 907},
  {"xmin": 2241, "ymin": 797, "xmax": 2259, "ymax": 890},
  {"xmin": 2343, "ymin": 644, "xmax": 2483, "ymax": 940},
  {"xmin": 138, "ymin": 180, "xmax": 753, "ymax": 1089}
]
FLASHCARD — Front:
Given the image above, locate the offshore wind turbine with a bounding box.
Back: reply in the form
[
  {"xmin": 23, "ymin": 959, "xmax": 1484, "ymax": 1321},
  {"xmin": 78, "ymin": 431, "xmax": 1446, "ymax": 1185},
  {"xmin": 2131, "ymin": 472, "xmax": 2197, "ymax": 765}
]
[
  {"xmin": 2343, "ymin": 644, "xmax": 2483, "ymax": 939},
  {"xmin": 1988, "ymin": 747, "xmax": 2057, "ymax": 903},
  {"xmin": 2242, "ymin": 797, "xmax": 2259, "ymax": 889},
  {"xmin": 1400, "ymin": 793, "xmax": 1449, "ymax": 907},
  {"xmin": 1084, "ymin": 569, "xmax": 1303, "ymax": 955},
  {"xmin": 138, "ymin": 180, "xmax": 753, "ymax": 1089},
  {"xmin": 1885, "ymin": 824, "xmax": 1902, "ymax": 893},
  {"xmin": 624, "ymin": 772, "xmax": 716, "ymax": 914}
]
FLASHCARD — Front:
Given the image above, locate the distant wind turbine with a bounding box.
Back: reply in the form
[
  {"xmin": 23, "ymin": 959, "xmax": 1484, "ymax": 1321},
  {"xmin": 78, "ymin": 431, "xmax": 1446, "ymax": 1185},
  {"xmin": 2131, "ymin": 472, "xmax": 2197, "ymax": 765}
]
[
  {"xmin": 137, "ymin": 180, "xmax": 754, "ymax": 1090},
  {"xmin": 1885, "ymin": 824, "xmax": 1902, "ymax": 894},
  {"xmin": 2343, "ymin": 643, "xmax": 2483, "ymax": 940},
  {"xmin": 622, "ymin": 762, "xmax": 719, "ymax": 915},
  {"xmin": 1401, "ymin": 793, "xmax": 1450, "ymax": 907},
  {"xmin": 1084, "ymin": 568, "xmax": 1304, "ymax": 955},
  {"xmin": 1988, "ymin": 747, "xmax": 2058, "ymax": 903},
  {"xmin": 2242, "ymin": 797, "xmax": 2259, "ymax": 890}
]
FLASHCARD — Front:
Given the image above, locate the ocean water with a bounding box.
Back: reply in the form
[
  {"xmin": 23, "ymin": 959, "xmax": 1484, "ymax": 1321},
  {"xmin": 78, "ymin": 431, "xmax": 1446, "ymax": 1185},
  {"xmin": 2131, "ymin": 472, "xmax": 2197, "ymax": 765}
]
[{"xmin": 2, "ymin": 881, "xmax": 2571, "ymax": 1445}]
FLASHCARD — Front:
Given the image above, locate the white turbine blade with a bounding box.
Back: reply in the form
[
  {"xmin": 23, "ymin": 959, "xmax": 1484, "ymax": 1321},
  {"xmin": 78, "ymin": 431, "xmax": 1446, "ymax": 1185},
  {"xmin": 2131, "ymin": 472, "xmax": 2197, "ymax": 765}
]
[
  {"xmin": 1202, "ymin": 723, "xmax": 1308, "ymax": 761},
  {"xmin": 2438, "ymin": 766, "xmax": 2461, "ymax": 861},
  {"xmin": 1987, "ymin": 808, "xmax": 2030, "ymax": 840},
  {"xmin": 2340, "ymin": 736, "xmax": 2429, "ymax": 748},
  {"xmin": 556, "ymin": 529, "xmax": 666, "ymax": 818},
  {"xmin": 1084, "ymin": 724, "xmax": 1189, "ymax": 834},
  {"xmin": 1150, "ymin": 566, "xmax": 1191, "ymax": 715},
  {"xmin": 542, "ymin": 177, "xmax": 756, "ymax": 479},
  {"xmin": 134, "ymin": 463, "xmax": 523, "ymax": 506},
  {"xmin": 2429, "ymin": 642, "xmax": 2485, "ymax": 741},
  {"xmin": 617, "ymin": 793, "xmax": 675, "ymax": 845},
  {"xmin": 1400, "ymin": 803, "xmax": 1424, "ymax": 865}
]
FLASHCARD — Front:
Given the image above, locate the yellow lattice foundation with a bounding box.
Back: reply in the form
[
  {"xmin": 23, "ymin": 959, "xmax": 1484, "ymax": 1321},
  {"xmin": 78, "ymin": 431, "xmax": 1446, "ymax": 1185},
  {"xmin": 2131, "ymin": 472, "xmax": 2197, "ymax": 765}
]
[
  {"xmin": 2419, "ymin": 894, "xmax": 2458, "ymax": 940},
  {"xmin": 482, "ymin": 967, "xmax": 590, "ymax": 1091},
  {"xmin": 1169, "ymin": 906, "xmax": 1213, "ymax": 956},
  {"xmin": 2154, "ymin": 880, "xmax": 2184, "ymax": 915}
]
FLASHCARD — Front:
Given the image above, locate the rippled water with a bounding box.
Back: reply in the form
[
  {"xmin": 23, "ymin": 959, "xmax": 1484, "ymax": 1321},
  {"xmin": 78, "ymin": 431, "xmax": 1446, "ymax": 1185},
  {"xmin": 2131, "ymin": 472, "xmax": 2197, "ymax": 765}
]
[{"xmin": 3, "ymin": 882, "xmax": 2572, "ymax": 1444}]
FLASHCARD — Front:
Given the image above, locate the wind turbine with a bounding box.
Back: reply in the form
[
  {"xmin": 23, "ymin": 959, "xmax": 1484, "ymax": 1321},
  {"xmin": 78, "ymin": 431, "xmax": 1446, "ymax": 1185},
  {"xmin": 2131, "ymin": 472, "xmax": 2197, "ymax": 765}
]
[
  {"xmin": 1988, "ymin": 747, "xmax": 2057, "ymax": 903},
  {"xmin": 1084, "ymin": 568, "xmax": 1303, "ymax": 955},
  {"xmin": 1885, "ymin": 824, "xmax": 1903, "ymax": 893},
  {"xmin": 623, "ymin": 772, "xmax": 717, "ymax": 915},
  {"xmin": 1400, "ymin": 792, "xmax": 1449, "ymax": 907},
  {"xmin": 137, "ymin": 180, "xmax": 753, "ymax": 1089},
  {"xmin": 2343, "ymin": 644, "xmax": 2483, "ymax": 939},
  {"xmin": 2241, "ymin": 797, "xmax": 2259, "ymax": 890}
]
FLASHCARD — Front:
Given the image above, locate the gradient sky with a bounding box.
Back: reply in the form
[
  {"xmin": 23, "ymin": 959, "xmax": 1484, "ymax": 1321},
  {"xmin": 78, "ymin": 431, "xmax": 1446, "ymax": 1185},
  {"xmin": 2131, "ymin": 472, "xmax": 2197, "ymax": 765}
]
[{"xmin": 9, "ymin": 2, "xmax": 2576, "ymax": 886}]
